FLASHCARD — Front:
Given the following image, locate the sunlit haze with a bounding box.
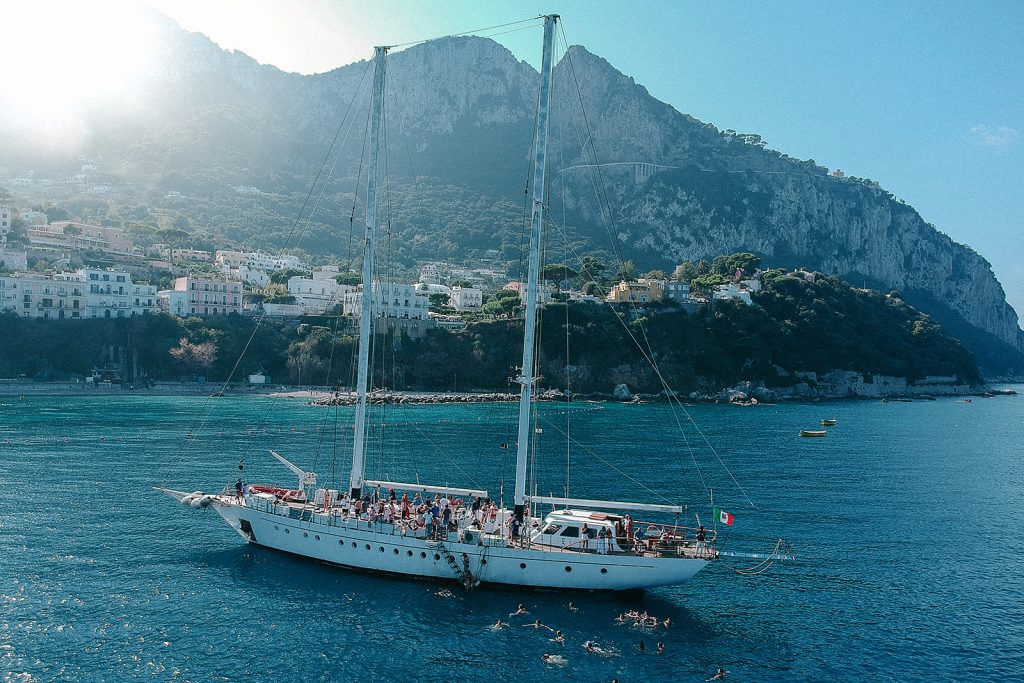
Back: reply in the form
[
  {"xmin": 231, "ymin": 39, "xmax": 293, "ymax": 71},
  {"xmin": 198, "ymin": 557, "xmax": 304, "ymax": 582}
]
[{"xmin": 0, "ymin": 1, "xmax": 157, "ymax": 147}]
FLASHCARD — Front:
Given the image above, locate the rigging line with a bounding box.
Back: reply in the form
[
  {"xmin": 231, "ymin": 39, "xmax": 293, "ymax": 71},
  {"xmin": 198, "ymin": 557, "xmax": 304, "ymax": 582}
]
[
  {"xmin": 543, "ymin": 212, "xmax": 708, "ymax": 503},
  {"xmin": 558, "ymin": 26, "xmax": 628, "ymax": 267},
  {"xmin": 287, "ymin": 59, "xmax": 373, "ymax": 252},
  {"xmin": 292, "ymin": 72, "xmax": 374, "ymax": 255},
  {"xmin": 555, "ymin": 34, "xmax": 749, "ymax": 507},
  {"xmin": 536, "ymin": 414, "xmax": 676, "ymax": 505},
  {"xmin": 311, "ymin": 314, "xmax": 345, "ymax": 470},
  {"xmin": 400, "ymin": 410, "xmax": 486, "ymax": 490},
  {"xmin": 177, "ymin": 64, "xmax": 375, "ymax": 464},
  {"xmin": 386, "ymin": 16, "xmax": 544, "ymax": 50},
  {"xmin": 180, "ymin": 310, "xmax": 269, "ymax": 452}
]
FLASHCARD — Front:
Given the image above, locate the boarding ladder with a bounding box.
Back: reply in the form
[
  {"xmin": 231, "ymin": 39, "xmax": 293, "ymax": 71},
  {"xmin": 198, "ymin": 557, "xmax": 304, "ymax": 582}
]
[{"xmin": 429, "ymin": 540, "xmax": 475, "ymax": 589}]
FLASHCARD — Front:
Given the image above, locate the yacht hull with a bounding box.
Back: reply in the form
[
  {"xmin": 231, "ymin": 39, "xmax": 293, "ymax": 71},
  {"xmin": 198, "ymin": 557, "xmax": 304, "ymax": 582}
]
[{"xmin": 212, "ymin": 498, "xmax": 709, "ymax": 591}]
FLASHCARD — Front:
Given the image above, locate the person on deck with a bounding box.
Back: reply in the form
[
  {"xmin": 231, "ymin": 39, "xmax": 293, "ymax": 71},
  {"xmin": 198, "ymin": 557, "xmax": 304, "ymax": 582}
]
[
  {"xmin": 696, "ymin": 524, "xmax": 707, "ymax": 557},
  {"xmin": 581, "ymin": 523, "xmax": 590, "ymax": 551},
  {"xmin": 234, "ymin": 478, "xmax": 243, "ymax": 499},
  {"xmin": 634, "ymin": 524, "xmax": 647, "ymax": 553}
]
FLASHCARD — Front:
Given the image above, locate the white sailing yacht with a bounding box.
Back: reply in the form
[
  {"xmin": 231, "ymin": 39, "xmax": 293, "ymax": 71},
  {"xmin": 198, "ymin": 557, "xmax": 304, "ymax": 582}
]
[{"xmin": 161, "ymin": 15, "xmax": 720, "ymax": 590}]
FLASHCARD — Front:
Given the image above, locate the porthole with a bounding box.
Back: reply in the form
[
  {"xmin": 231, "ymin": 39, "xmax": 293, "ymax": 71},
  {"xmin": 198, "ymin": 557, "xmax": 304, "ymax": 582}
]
[
  {"xmin": 481, "ymin": 559, "xmax": 487, "ymax": 565},
  {"xmin": 420, "ymin": 551, "xmax": 427, "ymax": 558},
  {"xmin": 303, "ymin": 532, "xmax": 308, "ymax": 538},
  {"xmin": 393, "ymin": 548, "xmax": 400, "ymax": 555},
  {"xmin": 285, "ymin": 528, "xmax": 290, "ymax": 534},
  {"xmin": 520, "ymin": 562, "xmax": 527, "ymax": 569},
  {"xmin": 315, "ymin": 535, "xmax": 320, "ymax": 541},
  {"xmin": 565, "ymin": 566, "xmax": 572, "ymax": 572},
  {"xmin": 365, "ymin": 544, "xmax": 371, "ymax": 550},
  {"xmin": 407, "ymin": 550, "xmax": 413, "ymax": 557},
  {"xmin": 600, "ymin": 568, "xmax": 608, "ymax": 574},
  {"xmin": 274, "ymin": 525, "xmax": 279, "ymax": 531},
  {"xmin": 379, "ymin": 546, "xmax": 385, "ymax": 553},
  {"xmin": 434, "ymin": 553, "xmax": 441, "ymax": 561},
  {"xmin": 352, "ymin": 542, "xmax": 357, "ymax": 548},
  {"xmin": 338, "ymin": 539, "xmax": 344, "ymax": 546}
]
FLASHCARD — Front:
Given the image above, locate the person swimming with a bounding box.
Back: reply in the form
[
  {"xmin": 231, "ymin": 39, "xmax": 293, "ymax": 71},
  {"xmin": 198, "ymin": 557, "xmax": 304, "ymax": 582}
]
[
  {"xmin": 550, "ymin": 630, "xmax": 564, "ymax": 643},
  {"xmin": 510, "ymin": 603, "xmax": 528, "ymax": 617},
  {"xmin": 524, "ymin": 618, "xmax": 552, "ymax": 631},
  {"xmin": 491, "ymin": 618, "xmax": 507, "ymax": 629},
  {"xmin": 708, "ymin": 668, "xmax": 729, "ymax": 681}
]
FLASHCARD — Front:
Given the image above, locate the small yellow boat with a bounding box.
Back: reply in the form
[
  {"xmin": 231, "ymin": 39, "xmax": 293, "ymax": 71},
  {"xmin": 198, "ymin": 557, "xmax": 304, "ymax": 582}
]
[
  {"xmin": 820, "ymin": 418, "xmax": 838, "ymax": 427},
  {"xmin": 800, "ymin": 429, "xmax": 827, "ymax": 437}
]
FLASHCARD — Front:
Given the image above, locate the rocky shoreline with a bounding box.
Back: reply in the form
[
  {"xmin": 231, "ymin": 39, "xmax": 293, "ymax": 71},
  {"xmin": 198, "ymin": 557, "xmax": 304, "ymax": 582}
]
[{"xmin": 0, "ymin": 378, "xmax": 1016, "ymax": 404}]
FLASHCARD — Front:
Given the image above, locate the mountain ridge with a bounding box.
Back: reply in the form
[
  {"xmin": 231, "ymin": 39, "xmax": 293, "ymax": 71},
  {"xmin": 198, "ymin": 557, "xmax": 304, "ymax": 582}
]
[{"xmin": 1, "ymin": 15, "xmax": 1021, "ymax": 371}]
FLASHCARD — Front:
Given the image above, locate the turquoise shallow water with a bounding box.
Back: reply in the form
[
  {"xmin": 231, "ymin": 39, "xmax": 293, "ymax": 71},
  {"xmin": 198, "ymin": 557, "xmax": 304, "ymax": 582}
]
[{"xmin": 1, "ymin": 390, "xmax": 1022, "ymax": 681}]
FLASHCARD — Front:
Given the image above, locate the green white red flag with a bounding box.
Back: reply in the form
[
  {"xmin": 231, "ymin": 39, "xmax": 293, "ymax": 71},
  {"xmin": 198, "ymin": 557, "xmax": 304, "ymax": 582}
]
[{"xmin": 713, "ymin": 507, "xmax": 734, "ymax": 526}]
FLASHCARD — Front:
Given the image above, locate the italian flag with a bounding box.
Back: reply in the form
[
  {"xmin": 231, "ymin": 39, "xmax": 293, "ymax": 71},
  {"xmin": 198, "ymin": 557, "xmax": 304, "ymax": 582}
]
[{"xmin": 713, "ymin": 507, "xmax": 734, "ymax": 526}]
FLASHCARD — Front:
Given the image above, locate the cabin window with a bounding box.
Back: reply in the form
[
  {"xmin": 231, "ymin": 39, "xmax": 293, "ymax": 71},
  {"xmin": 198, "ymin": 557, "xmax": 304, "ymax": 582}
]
[
  {"xmin": 560, "ymin": 526, "xmax": 579, "ymax": 537},
  {"xmin": 541, "ymin": 524, "xmax": 561, "ymax": 535}
]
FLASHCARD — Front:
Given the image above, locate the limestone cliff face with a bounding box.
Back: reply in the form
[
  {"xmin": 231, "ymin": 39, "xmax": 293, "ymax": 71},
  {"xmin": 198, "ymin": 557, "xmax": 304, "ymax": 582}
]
[{"xmin": 543, "ymin": 47, "xmax": 1022, "ymax": 351}]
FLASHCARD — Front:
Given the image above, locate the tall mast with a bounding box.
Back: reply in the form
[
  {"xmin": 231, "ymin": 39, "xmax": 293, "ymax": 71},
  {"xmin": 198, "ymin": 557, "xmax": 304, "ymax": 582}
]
[
  {"xmin": 513, "ymin": 14, "xmax": 558, "ymax": 523},
  {"xmin": 350, "ymin": 45, "xmax": 387, "ymax": 500}
]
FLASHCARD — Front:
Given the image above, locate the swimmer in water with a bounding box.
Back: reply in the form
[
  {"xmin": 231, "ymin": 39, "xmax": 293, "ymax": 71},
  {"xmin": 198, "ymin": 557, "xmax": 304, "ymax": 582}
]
[
  {"xmin": 524, "ymin": 618, "xmax": 552, "ymax": 631},
  {"xmin": 542, "ymin": 653, "xmax": 565, "ymax": 666},
  {"xmin": 567, "ymin": 601, "xmax": 578, "ymax": 612},
  {"xmin": 708, "ymin": 668, "xmax": 729, "ymax": 681},
  {"xmin": 583, "ymin": 640, "xmax": 596, "ymax": 653},
  {"xmin": 492, "ymin": 618, "xmax": 507, "ymax": 629},
  {"xmin": 550, "ymin": 630, "xmax": 564, "ymax": 643},
  {"xmin": 510, "ymin": 604, "xmax": 527, "ymax": 617},
  {"xmin": 657, "ymin": 642, "xmax": 665, "ymax": 654}
]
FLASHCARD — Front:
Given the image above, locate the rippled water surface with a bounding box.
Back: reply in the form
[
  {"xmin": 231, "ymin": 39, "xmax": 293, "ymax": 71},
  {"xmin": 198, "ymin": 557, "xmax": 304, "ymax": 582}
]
[{"xmin": 1, "ymin": 390, "xmax": 1022, "ymax": 681}]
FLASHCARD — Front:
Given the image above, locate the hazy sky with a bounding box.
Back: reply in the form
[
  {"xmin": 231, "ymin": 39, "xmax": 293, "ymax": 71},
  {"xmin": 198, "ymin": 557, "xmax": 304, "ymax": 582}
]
[{"xmin": 18, "ymin": 1, "xmax": 1024, "ymax": 315}]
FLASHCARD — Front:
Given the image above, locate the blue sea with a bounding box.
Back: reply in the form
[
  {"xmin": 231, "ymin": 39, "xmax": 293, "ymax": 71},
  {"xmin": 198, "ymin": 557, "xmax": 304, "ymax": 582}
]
[{"xmin": 1, "ymin": 390, "xmax": 1021, "ymax": 682}]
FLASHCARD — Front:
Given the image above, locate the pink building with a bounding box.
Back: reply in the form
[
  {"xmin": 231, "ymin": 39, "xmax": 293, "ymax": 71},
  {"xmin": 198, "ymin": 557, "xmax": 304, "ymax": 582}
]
[{"xmin": 169, "ymin": 275, "xmax": 243, "ymax": 316}]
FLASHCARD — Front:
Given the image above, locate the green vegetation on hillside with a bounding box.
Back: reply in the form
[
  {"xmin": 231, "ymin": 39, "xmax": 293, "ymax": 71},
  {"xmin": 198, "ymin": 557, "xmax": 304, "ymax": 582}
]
[{"xmin": 0, "ymin": 271, "xmax": 979, "ymax": 390}]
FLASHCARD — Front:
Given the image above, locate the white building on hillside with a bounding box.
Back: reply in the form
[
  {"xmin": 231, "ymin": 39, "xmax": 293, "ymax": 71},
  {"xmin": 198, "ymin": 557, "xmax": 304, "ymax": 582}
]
[
  {"xmin": 287, "ymin": 275, "xmax": 354, "ymax": 315},
  {"xmin": 342, "ymin": 282, "xmax": 428, "ymax": 321},
  {"xmin": 20, "ymin": 210, "xmax": 47, "ymax": 227},
  {"xmin": 450, "ymin": 285, "xmax": 482, "ymax": 311},
  {"xmin": 215, "ymin": 250, "xmax": 248, "ymax": 269},
  {"xmin": 419, "ymin": 263, "xmax": 443, "ymax": 284},
  {"xmin": 0, "ymin": 207, "xmax": 9, "ymax": 248},
  {"xmin": 712, "ymin": 283, "xmax": 753, "ymax": 306},
  {"xmin": 81, "ymin": 268, "xmax": 157, "ymax": 318}
]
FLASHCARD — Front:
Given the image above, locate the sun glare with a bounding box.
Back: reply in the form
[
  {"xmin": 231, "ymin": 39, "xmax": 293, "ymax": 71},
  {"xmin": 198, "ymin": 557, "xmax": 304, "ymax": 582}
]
[{"xmin": 0, "ymin": 1, "xmax": 158, "ymax": 144}]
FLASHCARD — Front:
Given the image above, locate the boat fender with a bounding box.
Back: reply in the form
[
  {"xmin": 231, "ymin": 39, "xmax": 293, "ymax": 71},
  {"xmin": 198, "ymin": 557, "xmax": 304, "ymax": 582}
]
[
  {"xmin": 196, "ymin": 495, "xmax": 213, "ymax": 509},
  {"xmin": 180, "ymin": 491, "xmax": 203, "ymax": 505}
]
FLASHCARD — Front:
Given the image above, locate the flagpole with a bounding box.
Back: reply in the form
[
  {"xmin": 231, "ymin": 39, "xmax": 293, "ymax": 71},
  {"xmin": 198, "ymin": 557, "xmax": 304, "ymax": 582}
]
[{"xmin": 710, "ymin": 487, "xmax": 716, "ymax": 533}]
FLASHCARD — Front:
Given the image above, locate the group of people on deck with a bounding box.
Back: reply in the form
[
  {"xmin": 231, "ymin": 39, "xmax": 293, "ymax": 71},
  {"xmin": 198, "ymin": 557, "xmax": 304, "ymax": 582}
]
[{"xmin": 312, "ymin": 487, "xmax": 503, "ymax": 540}]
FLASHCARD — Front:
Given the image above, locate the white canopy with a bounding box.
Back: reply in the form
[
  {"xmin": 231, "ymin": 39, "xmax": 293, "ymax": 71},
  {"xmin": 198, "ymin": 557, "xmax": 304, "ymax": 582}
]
[
  {"xmin": 364, "ymin": 479, "xmax": 488, "ymax": 499},
  {"xmin": 529, "ymin": 495, "xmax": 685, "ymax": 515}
]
